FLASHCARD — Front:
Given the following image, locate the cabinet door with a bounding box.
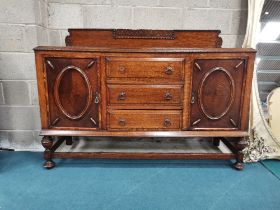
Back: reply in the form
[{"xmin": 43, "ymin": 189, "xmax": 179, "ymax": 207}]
[
  {"xmin": 190, "ymin": 59, "xmax": 246, "ymax": 130},
  {"xmin": 45, "ymin": 58, "xmax": 100, "ymax": 129}
]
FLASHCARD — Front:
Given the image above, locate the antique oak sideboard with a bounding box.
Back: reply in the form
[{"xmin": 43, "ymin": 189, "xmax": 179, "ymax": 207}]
[{"xmin": 34, "ymin": 29, "xmax": 256, "ymax": 170}]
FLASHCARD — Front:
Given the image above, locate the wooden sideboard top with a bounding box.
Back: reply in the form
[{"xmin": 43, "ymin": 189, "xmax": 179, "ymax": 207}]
[{"xmin": 34, "ymin": 46, "xmax": 256, "ymax": 53}]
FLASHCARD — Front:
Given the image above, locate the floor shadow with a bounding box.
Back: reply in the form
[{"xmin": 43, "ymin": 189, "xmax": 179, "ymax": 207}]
[{"xmin": 54, "ymin": 158, "xmax": 233, "ymax": 169}]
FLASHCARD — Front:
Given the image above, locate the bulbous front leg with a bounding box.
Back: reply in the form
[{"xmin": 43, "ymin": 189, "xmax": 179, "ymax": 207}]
[
  {"xmin": 233, "ymin": 137, "xmax": 247, "ymax": 170},
  {"xmin": 41, "ymin": 136, "xmax": 55, "ymax": 169}
]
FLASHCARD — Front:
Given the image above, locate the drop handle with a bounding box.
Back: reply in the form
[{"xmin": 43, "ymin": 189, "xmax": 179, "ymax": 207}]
[
  {"xmin": 118, "ymin": 91, "xmax": 126, "ymax": 100},
  {"xmin": 164, "ymin": 92, "xmax": 172, "ymax": 100},
  {"xmin": 165, "ymin": 66, "xmax": 173, "ymax": 75},
  {"xmin": 118, "ymin": 118, "xmax": 126, "ymax": 126},
  {"xmin": 191, "ymin": 92, "xmax": 195, "ymax": 104},
  {"xmin": 164, "ymin": 119, "xmax": 171, "ymax": 127},
  {"xmin": 94, "ymin": 91, "xmax": 100, "ymax": 104}
]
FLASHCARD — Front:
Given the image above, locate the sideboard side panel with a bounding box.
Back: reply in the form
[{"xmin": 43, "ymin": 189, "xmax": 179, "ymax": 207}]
[
  {"xmin": 35, "ymin": 52, "xmax": 49, "ymax": 129},
  {"xmin": 239, "ymin": 53, "xmax": 256, "ymax": 130}
]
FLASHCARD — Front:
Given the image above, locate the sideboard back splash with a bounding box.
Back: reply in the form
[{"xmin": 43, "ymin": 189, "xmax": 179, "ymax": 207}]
[{"xmin": 65, "ymin": 29, "xmax": 223, "ymax": 48}]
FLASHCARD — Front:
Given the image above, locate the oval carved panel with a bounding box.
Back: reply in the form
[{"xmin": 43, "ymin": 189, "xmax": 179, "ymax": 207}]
[
  {"xmin": 198, "ymin": 67, "xmax": 235, "ymax": 120},
  {"xmin": 54, "ymin": 65, "xmax": 93, "ymax": 120}
]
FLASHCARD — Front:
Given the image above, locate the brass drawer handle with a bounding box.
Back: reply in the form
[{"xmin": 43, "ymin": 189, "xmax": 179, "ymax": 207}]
[
  {"xmin": 118, "ymin": 118, "xmax": 126, "ymax": 126},
  {"xmin": 119, "ymin": 66, "xmax": 126, "ymax": 73},
  {"xmin": 164, "ymin": 92, "xmax": 172, "ymax": 100},
  {"xmin": 164, "ymin": 118, "xmax": 171, "ymax": 127},
  {"xmin": 118, "ymin": 91, "xmax": 126, "ymax": 100},
  {"xmin": 165, "ymin": 66, "xmax": 173, "ymax": 75}
]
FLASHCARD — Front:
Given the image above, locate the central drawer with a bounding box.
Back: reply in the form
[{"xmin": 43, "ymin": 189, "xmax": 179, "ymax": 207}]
[
  {"xmin": 106, "ymin": 57, "xmax": 184, "ymax": 80},
  {"xmin": 107, "ymin": 84, "xmax": 183, "ymax": 105},
  {"xmin": 108, "ymin": 110, "xmax": 182, "ymax": 130}
]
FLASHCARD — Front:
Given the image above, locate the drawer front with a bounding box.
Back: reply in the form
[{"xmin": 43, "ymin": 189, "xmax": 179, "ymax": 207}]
[
  {"xmin": 108, "ymin": 110, "xmax": 181, "ymax": 130},
  {"xmin": 106, "ymin": 57, "xmax": 184, "ymax": 80},
  {"xmin": 108, "ymin": 85, "xmax": 183, "ymax": 105}
]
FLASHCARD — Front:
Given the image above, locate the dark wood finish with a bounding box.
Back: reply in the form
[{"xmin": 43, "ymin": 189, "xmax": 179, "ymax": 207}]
[
  {"xmin": 112, "ymin": 29, "xmax": 176, "ymax": 40},
  {"xmin": 65, "ymin": 29, "xmax": 222, "ymax": 48},
  {"xmin": 190, "ymin": 58, "xmax": 247, "ymax": 130},
  {"xmin": 41, "ymin": 136, "xmax": 55, "ymax": 169},
  {"xmin": 34, "ymin": 29, "xmax": 256, "ymax": 169},
  {"xmin": 234, "ymin": 138, "xmax": 248, "ymax": 170},
  {"xmin": 44, "ymin": 57, "xmax": 100, "ymax": 129}
]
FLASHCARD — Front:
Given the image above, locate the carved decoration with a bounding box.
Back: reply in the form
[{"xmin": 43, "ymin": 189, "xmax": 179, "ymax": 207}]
[
  {"xmin": 41, "ymin": 136, "xmax": 53, "ymax": 150},
  {"xmin": 243, "ymin": 128, "xmax": 276, "ymax": 162},
  {"xmin": 87, "ymin": 59, "xmax": 96, "ymax": 69},
  {"xmin": 90, "ymin": 117, "xmax": 97, "ymax": 126},
  {"xmin": 235, "ymin": 61, "xmax": 243, "ymax": 69},
  {"xmin": 198, "ymin": 67, "xmax": 235, "ymax": 120},
  {"xmin": 112, "ymin": 29, "xmax": 176, "ymax": 40},
  {"xmin": 192, "ymin": 118, "xmax": 202, "ymax": 126},
  {"xmin": 194, "ymin": 62, "xmax": 202, "ymax": 71},
  {"xmin": 54, "ymin": 65, "xmax": 93, "ymax": 120},
  {"xmin": 51, "ymin": 117, "xmax": 60, "ymax": 126},
  {"xmin": 229, "ymin": 118, "xmax": 237, "ymax": 127},
  {"xmin": 65, "ymin": 35, "xmax": 71, "ymax": 46},
  {"xmin": 216, "ymin": 36, "xmax": 223, "ymax": 48},
  {"xmin": 46, "ymin": 60, "xmax": 55, "ymax": 70}
]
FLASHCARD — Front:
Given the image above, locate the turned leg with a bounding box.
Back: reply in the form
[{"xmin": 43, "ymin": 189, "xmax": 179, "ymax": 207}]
[
  {"xmin": 41, "ymin": 136, "xmax": 55, "ymax": 169},
  {"xmin": 212, "ymin": 137, "xmax": 220, "ymax": 147},
  {"xmin": 65, "ymin": 136, "xmax": 73, "ymax": 145},
  {"xmin": 233, "ymin": 137, "xmax": 247, "ymax": 170}
]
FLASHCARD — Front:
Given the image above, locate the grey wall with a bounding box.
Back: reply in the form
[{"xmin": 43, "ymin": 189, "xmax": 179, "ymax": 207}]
[{"xmin": 0, "ymin": 0, "xmax": 248, "ymax": 151}]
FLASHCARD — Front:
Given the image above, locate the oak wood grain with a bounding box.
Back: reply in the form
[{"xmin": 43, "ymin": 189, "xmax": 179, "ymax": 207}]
[
  {"xmin": 107, "ymin": 84, "xmax": 183, "ymax": 105},
  {"xmin": 107, "ymin": 110, "xmax": 182, "ymax": 130}
]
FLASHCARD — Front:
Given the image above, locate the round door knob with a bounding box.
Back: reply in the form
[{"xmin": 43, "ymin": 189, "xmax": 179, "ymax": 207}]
[
  {"xmin": 164, "ymin": 119, "xmax": 171, "ymax": 127},
  {"xmin": 165, "ymin": 66, "xmax": 173, "ymax": 75},
  {"xmin": 164, "ymin": 92, "xmax": 172, "ymax": 100},
  {"xmin": 119, "ymin": 66, "xmax": 126, "ymax": 73},
  {"xmin": 118, "ymin": 119, "xmax": 126, "ymax": 126}
]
